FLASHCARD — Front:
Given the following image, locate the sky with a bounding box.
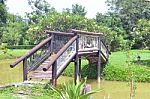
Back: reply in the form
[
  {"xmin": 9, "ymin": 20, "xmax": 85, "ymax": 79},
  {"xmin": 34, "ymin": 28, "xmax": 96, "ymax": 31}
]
[{"xmin": 6, "ymin": 0, "xmax": 108, "ymax": 18}]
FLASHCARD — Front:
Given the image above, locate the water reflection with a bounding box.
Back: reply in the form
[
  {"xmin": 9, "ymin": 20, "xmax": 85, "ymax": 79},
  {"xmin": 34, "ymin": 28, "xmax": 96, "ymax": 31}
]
[{"xmin": 58, "ymin": 76, "xmax": 150, "ymax": 99}]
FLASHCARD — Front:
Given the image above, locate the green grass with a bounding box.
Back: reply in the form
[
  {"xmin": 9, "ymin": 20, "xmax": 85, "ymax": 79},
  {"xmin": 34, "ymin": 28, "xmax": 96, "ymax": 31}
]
[
  {"xmin": 0, "ymin": 83, "xmax": 59, "ymax": 99},
  {"xmin": 109, "ymin": 50, "xmax": 150, "ymax": 66},
  {"xmin": 103, "ymin": 50, "xmax": 150, "ymax": 82},
  {"xmin": 63, "ymin": 50, "xmax": 150, "ymax": 82},
  {"xmin": 0, "ymin": 49, "xmax": 28, "ymax": 60}
]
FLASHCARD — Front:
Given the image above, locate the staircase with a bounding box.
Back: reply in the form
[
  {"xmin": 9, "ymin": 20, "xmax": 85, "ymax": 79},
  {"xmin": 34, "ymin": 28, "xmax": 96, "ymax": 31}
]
[{"xmin": 10, "ymin": 29, "xmax": 110, "ymax": 86}]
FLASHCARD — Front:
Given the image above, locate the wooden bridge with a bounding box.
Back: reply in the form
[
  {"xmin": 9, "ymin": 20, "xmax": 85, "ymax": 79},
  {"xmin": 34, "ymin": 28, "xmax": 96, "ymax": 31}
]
[{"xmin": 10, "ymin": 29, "xmax": 110, "ymax": 86}]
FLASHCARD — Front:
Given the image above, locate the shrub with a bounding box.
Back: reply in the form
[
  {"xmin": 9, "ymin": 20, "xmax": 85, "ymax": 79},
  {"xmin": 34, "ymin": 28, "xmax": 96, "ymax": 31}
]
[
  {"xmin": 103, "ymin": 65, "xmax": 150, "ymax": 82},
  {"xmin": 7, "ymin": 45, "xmax": 35, "ymax": 49},
  {"xmin": 51, "ymin": 77, "xmax": 99, "ymax": 99}
]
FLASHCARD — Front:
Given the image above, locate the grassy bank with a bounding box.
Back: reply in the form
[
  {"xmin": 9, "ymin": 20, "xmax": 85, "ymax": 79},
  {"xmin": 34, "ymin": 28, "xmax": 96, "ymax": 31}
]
[
  {"xmin": 63, "ymin": 50, "xmax": 150, "ymax": 82},
  {"xmin": 0, "ymin": 83, "xmax": 58, "ymax": 99},
  {"xmin": 103, "ymin": 50, "xmax": 150, "ymax": 82},
  {"xmin": 0, "ymin": 49, "xmax": 28, "ymax": 60}
]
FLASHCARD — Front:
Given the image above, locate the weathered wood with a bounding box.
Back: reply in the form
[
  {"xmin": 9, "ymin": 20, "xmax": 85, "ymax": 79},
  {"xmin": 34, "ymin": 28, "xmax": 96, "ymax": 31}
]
[
  {"xmin": 52, "ymin": 61, "xmax": 57, "ymax": 86},
  {"xmin": 79, "ymin": 58, "xmax": 81, "ymax": 78},
  {"xmin": 74, "ymin": 35, "xmax": 79, "ymax": 85},
  {"xmin": 43, "ymin": 35, "xmax": 78, "ymax": 71},
  {"xmin": 23, "ymin": 59, "xmax": 27, "ymax": 81},
  {"xmin": 44, "ymin": 30, "xmax": 75, "ymax": 35},
  {"xmin": 10, "ymin": 36, "xmax": 52, "ymax": 68},
  {"xmin": 71, "ymin": 29, "xmax": 103, "ymax": 36},
  {"xmin": 97, "ymin": 37, "xmax": 102, "ymax": 83},
  {"xmin": 10, "ymin": 29, "xmax": 110, "ymax": 86}
]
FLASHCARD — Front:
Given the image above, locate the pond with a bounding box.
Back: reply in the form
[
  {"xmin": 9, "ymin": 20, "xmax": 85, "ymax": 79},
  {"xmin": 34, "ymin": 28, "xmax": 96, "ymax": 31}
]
[
  {"xmin": 1, "ymin": 59, "xmax": 150, "ymax": 99},
  {"xmin": 58, "ymin": 76, "xmax": 150, "ymax": 99}
]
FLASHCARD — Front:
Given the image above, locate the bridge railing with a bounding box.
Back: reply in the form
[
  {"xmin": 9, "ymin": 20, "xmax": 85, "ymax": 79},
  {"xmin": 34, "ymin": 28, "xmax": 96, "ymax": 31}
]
[
  {"xmin": 71, "ymin": 29, "xmax": 110, "ymax": 60},
  {"xmin": 78, "ymin": 34, "xmax": 99, "ymax": 51},
  {"xmin": 101, "ymin": 40, "xmax": 109, "ymax": 60},
  {"xmin": 45, "ymin": 31, "xmax": 74, "ymax": 53},
  {"xmin": 10, "ymin": 36, "xmax": 52, "ymax": 81},
  {"xmin": 43, "ymin": 35, "xmax": 78, "ymax": 85}
]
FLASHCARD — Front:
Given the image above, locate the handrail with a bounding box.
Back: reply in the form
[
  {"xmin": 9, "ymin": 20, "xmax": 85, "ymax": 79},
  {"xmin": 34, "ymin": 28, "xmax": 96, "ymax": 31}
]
[
  {"xmin": 71, "ymin": 29, "xmax": 103, "ymax": 36},
  {"xmin": 43, "ymin": 35, "xmax": 78, "ymax": 71},
  {"xmin": 10, "ymin": 36, "xmax": 52, "ymax": 68},
  {"xmin": 44, "ymin": 30, "xmax": 75, "ymax": 35},
  {"xmin": 100, "ymin": 40, "xmax": 111, "ymax": 54}
]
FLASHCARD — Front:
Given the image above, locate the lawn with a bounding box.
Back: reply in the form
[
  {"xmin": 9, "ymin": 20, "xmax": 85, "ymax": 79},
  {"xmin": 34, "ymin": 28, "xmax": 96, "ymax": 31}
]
[
  {"xmin": 0, "ymin": 49, "xmax": 28, "ymax": 60},
  {"xmin": 109, "ymin": 50, "xmax": 150, "ymax": 67}
]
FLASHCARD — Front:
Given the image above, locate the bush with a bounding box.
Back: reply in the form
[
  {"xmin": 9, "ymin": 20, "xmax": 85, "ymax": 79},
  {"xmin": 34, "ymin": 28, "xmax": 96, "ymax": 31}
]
[
  {"xmin": 103, "ymin": 65, "xmax": 150, "ymax": 82},
  {"xmin": 7, "ymin": 45, "xmax": 35, "ymax": 49}
]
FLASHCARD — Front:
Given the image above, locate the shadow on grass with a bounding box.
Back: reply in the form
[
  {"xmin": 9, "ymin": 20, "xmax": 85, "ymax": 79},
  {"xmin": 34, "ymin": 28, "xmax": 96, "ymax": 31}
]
[
  {"xmin": 81, "ymin": 64, "xmax": 106, "ymax": 79},
  {"xmin": 132, "ymin": 59, "xmax": 150, "ymax": 67}
]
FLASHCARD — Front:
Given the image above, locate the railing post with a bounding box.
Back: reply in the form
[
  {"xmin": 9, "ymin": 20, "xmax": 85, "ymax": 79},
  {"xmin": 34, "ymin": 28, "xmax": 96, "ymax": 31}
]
[
  {"xmin": 23, "ymin": 58, "xmax": 28, "ymax": 81},
  {"xmin": 97, "ymin": 36, "xmax": 101, "ymax": 83},
  {"xmin": 74, "ymin": 34, "xmax": 79, "ymax": 85},
  {"xmin": 79, "ymin": 57, "xmax": 81, "ymax": 79},
  {"xmin": 52, "ymin": 61, "xmax": 57, "ymax": 86},
  {"xmin": 50, "ymin": 33, "xmax": 54, "ymax": 54},
  {"xmin": 106, "ymin": 45, "xmax": 109, "ymax": 60}
]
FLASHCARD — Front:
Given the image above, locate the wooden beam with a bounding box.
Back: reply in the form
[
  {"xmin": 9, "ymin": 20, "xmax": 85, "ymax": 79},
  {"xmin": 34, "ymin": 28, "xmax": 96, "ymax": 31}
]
[
  {"xmin": 52, "ymin": 61, "xmax": 57, "ymax": 86},
  {"xmin": 79, "ymin": 58, "xmax": 81, "ymax": 78},
  {"xmin": 97, "ymin": 37, "xmax": 101, "ymax": 83},
  {"xmin": 23, "ymin": 58, "xmax": 27, "ymax": 81},
  {"xmin": 74, "ymin": 35, "xmax": 79, "ymax": 85}
]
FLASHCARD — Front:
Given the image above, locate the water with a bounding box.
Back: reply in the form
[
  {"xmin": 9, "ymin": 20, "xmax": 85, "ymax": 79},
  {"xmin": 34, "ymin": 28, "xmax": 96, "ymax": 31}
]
[
  {"xmin": 58, "ymin": 76, "xmax": 150, "ymax": 99},
  {"xmin": 1, "ymin": 59, "xmax": 150, "ymax": 99}
]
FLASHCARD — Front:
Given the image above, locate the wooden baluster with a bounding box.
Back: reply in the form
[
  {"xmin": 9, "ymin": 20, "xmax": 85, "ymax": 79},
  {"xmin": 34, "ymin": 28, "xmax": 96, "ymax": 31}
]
[
  {"xmin": 52, "ymin": 61, "xmax": 57, "ymax": 86},
  {"xmin": 23, "ymin": 58, "xmax": 28, "ymax": 81},
  {"xmin": 50, "ymin": 33, "xmax": 54, "ymax": 54}
]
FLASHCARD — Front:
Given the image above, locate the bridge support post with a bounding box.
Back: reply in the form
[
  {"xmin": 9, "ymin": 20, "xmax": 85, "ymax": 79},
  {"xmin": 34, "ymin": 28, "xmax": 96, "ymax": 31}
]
[
  {"xmin": 74, "ymin": 34, "xmax": 79, "ymax": 85},
  {"xmin": 97, "ymin": 37, "xmax": 101, "ymax": 83},
  {"xmin": 23, "ymin": 58, "xmax": 27, "ymax": 81},
  {"xmin": 79, "ymin": 57, "xmax": 81, "ymax": 79},
  {"xmin": 52, "ymin": 61, "xmax": 57, "ymax": 86}
]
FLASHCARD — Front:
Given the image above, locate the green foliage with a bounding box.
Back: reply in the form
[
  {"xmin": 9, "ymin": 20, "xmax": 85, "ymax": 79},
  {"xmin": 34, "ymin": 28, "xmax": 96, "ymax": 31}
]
[
  {"xmin": 0, "ymin": 0, "xmax": 7, "ymax": 43},
  {"xmin": 81, "ymin": 65, "xmax": 97, "ymax": 79},
  {"xmin": 51, "ymin": 78, "xmax": 99, "ymax": 99},
  {"xmin": 103, "ymin": 50, "xmax": 150, "ymax": 82},
  {"xmin": 7, "ymin": 45, "xmax": 35, "ymax": 49},
  {"xmin": 0, "ymin": 49, "xmax": 28, "ymax": 60},
  {"xmin": 0, "ymin": 83, "xmax": 59, "ymax": 99},
  {"xmin": 104, "ymin": 0, "xmax": 150, "ymax": 49},
  {"xmin": 2, "ymin": 14, "xmax": 28, "ymax": 45},
  {"xmin": 132, "ymin": 19, "xmax": 150, "ymax": 49},
  {"xmin": 72, "ymin": 4, "xmax": 87, "ymax": 17},
  {"xmin": 103, "ymin": 65, "xmax": 150, "ymax": 82}
]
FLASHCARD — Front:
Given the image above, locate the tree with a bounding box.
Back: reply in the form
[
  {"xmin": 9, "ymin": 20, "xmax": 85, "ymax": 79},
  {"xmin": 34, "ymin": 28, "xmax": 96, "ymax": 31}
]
[
  {"xmin": 26, "ymin": 0, "xmax": 55, "ymax": 24},
  {"xmin": 0, "ymin": 0, "xmax": 7, "ymax": 43},
  {"xmin": 132, "ymin": 19, "xmax": 150, "ymax": 49},
  {"xmin": 2, "ymin": 14, "xmax": 28, "ymax": 45},
  {"xmin": 105, "ymin": 0, "xmax": 150, "ymax": 49},
  {"xmin": 72, "ymin": 4, "xmax": 87, "ymax": 17},
  {"xmin": 106, "ymin": 0, "xmax": 150, "ymax": 33}
]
